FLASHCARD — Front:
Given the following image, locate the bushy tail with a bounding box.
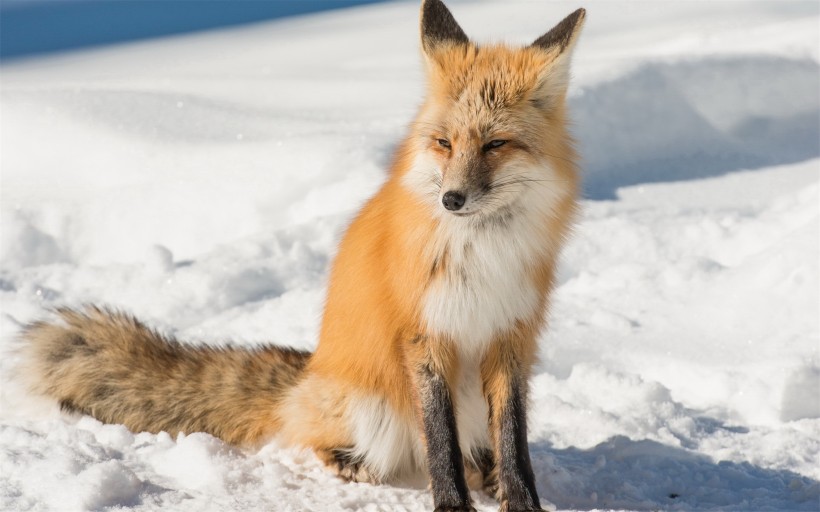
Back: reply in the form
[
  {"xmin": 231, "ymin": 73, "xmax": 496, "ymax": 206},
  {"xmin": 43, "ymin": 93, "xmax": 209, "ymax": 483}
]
[{"xmin": 20, "ymin": 306, "xmax": 310, "ymax": 446}]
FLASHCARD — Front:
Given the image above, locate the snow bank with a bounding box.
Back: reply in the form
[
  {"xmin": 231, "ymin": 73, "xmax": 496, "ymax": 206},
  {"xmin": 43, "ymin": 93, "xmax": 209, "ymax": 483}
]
[{"xmin": 1, "ymin": 1, "xmax": 818, "ymax": 511}]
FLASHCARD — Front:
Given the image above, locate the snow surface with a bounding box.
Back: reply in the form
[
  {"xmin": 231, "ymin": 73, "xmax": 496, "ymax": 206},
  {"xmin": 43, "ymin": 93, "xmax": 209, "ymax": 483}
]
[{"xmin": 1, "ymin": 1, "xmax": 819, "ymax": 511}]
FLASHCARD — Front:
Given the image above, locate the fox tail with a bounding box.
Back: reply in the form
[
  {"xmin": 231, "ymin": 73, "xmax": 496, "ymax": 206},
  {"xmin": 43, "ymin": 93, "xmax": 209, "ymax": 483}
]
[{"xmin": 19, "ymin": 306, "xmax": 310, "ymax": 445}]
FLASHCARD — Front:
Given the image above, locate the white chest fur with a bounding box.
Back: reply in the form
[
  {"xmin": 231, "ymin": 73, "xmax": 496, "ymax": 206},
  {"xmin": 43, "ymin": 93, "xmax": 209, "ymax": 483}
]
[{"xmin": 420, "ymin": 209, "xmax": 548, "ymax": 356}]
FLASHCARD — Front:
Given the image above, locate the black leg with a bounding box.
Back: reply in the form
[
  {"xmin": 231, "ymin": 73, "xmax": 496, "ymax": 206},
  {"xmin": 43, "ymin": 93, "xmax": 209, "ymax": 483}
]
[
  {"xmin": 418, "ymin": 365, "xmax": 474, "ymax": 512},
  {"xmin": 495, "ymin": 382, "xmax": 542, "ymax": 511}
]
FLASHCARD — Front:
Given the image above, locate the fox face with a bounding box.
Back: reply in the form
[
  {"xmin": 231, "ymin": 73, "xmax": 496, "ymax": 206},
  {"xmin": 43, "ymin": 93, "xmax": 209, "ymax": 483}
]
[
  {"xmin": 418, "ymin": 46, "xmax": 559, "ymax": 218},
  {"xmin": 403, "ymin": 5, "xmax": 585, "ymax": 222}
]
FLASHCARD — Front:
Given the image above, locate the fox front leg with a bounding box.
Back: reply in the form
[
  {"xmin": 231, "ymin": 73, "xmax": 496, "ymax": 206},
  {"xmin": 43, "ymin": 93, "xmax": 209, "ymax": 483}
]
[
  {"xmin": 494, "ymin": 381, "xmax": 542, "ymax": 511},
  {"xmin": 416, "ymin": 363, "xmax": 475, "ymax": 512},
  {"xmin": 483, "ymin": 345, "xmax": 543, "ymax": 511}
]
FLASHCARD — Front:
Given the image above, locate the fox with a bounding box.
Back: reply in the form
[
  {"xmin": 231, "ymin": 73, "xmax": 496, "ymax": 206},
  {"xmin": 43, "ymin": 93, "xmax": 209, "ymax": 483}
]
[{"xmin": 19, "ymin": 1, "xmax": 585, "ymax": 510}]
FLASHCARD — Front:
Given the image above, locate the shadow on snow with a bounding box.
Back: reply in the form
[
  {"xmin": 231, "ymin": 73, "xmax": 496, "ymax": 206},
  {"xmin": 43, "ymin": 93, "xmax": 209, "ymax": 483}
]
[
  {"xmin": 573, "ymin": 56, "xmax": 820, "ymax": 199},
  {"xmin": 529, "ymin": 435, "xmax": 819, "ymax": 511},
  {"xmin": 0, "ymin": 0, "xmax": 390, "ymax": 60}
]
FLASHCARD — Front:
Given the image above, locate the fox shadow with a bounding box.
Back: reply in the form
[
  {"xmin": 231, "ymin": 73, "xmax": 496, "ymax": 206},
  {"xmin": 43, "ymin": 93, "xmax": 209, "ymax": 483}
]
[
  {"xmin": 572, "ymin": 55, "xmax": 820, "ymax": 199},
  {"xmin": 527, "ymin": 434, "xmax": 820, "ymax": 511}
]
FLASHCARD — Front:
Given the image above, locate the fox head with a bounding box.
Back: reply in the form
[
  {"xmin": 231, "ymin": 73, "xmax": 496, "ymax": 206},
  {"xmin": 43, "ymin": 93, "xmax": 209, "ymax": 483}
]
[{"xmin": 403, "ymin": 0, "xmax": 585, "ymax": 222}]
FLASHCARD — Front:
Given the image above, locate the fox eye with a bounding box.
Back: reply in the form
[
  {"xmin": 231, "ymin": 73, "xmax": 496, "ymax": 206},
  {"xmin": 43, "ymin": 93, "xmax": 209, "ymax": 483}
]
[
  {"xmin": 483, "ymin": 140, "xmax": 507, "ymax": 152},
  {"xmin": 437, "ymin": 138, "xmax": 451, "ymax": 149}
]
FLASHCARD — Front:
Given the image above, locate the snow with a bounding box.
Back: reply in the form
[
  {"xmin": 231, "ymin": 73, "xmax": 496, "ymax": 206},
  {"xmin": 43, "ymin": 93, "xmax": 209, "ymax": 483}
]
[{"xmin": 1, "ymin": 1, "xmax": 818, "ymax": 511}]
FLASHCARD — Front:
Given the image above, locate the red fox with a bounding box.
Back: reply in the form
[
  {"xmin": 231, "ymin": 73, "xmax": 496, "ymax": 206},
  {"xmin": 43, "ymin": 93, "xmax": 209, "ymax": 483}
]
[{"xmin": 20, "ymin": 1, "xmax": 585, "ymax": 510}]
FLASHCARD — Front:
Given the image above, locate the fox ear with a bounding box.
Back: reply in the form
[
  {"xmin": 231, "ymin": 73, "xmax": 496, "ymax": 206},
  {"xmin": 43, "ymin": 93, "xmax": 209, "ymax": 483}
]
[
  {"xmin": 530, "ymin": 8, "xmax": 586, "ymax": 109},
  {"xmin": 420, "ymin": 0, "xmax": 469, "ymax": 54},
  {"xmin": 532, "ymin": 8, "xmax": 586, "ymax": 54}
]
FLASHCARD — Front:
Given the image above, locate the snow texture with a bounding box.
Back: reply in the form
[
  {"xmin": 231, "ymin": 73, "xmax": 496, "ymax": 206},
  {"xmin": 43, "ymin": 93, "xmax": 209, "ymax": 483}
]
[{"xmin": 1, "ymin": 1, "xmax": 819, "ymax": 511}]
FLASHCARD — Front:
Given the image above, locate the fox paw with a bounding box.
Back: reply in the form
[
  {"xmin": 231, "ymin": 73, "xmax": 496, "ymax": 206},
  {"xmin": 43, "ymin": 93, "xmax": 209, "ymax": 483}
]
[
  {"xmin": 465, "ymin": 448, "xmax": 498, "ymax": 496},
  {"xmin": 320, "ymin": 448, "xmax": 381, "ymax": 485},
  {"xmin": 499, "ymin": 505, "xmax": 546, "ymax": 512}
]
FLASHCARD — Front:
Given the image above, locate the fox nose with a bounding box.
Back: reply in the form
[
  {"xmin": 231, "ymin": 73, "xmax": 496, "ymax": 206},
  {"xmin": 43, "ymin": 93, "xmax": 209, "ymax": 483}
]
[{"xmin": 442, "ymin": 191, "xmax": 466, "ymax": 211}]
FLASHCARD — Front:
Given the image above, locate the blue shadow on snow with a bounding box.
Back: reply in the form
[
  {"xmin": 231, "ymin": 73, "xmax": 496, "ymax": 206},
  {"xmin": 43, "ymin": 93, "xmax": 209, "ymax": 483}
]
[
  {"xmin": 526, "ymin": 436, "xmax": 820, "ymax": 511},
  {"xmin": 574, "ymin": 56, "xmax": 820, "ymax": 199},
  {"xmin": 0, "ymin": 0, "xmax": 390, "ymax": 60}
]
